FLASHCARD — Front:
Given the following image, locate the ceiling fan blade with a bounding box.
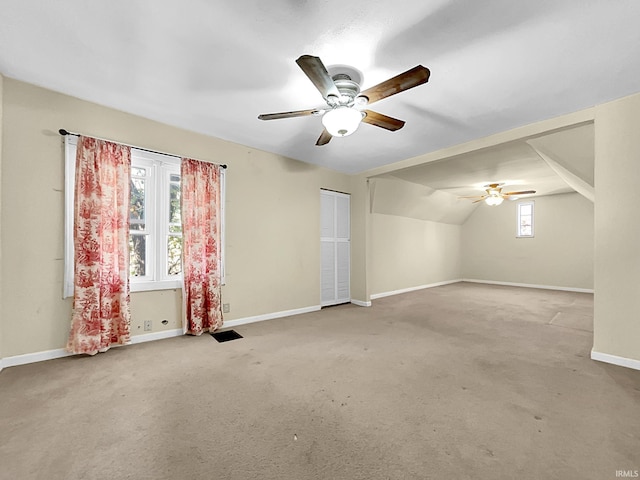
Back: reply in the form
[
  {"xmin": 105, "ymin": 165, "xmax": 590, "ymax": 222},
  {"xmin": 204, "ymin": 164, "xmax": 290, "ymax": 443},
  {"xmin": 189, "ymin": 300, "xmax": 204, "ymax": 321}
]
[
  {"xmin": 296, "ymin": 55, "xmax": 340, "ymax": 101},
  {"xmin": 316, "ymin": 129, "xmax": 332, "ymax": 146},
  {"xmin": 359, "ymin": 65, "xmax": 430, "ymax": 105},
  {"xmin": 258, "ymin": 108, "xmax": 322, "ymax": 121},
  {"xmin": 458, "ymin": 194, "xmax": 487, "ymax": 199},
  {"xmin": 472, "ymin": 198, "xmax": 485, "ymax": 204},
  {"xmin": 362, "ymin": 110, "xmax": 405, "ymax": 131},
  {"xmin": 502, "ymin": 190, "xmax": 536, "ymax": 196}
]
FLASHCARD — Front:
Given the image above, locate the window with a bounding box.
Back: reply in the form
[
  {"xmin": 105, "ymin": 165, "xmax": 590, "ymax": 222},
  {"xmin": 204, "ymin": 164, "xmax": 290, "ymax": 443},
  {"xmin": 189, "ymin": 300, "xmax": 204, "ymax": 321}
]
[
  {"xmin": 517, "ymin": 201, "xmax": 534, "ymax": 237},
  {"xmin": 64, "ymin": 136, "xmax": 225, "ymax": 297},
  {"xmin": 127, "ymin": 149, "xmax": 183, "ymax": 292}
]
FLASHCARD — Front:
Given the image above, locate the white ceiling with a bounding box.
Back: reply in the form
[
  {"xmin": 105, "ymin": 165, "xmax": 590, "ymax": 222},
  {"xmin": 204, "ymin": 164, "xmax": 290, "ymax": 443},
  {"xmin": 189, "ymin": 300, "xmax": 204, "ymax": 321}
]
[{"xmin": 0, "ymin": 0, "xmax": 637, "ymax": 186}]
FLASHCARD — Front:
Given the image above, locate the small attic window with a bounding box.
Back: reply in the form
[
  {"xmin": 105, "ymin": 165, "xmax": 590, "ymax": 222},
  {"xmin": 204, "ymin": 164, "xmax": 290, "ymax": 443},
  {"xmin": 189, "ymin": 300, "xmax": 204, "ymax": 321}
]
[{"xmin": 517, "ymin": 201, "xmax": 534, "ymax": 237}]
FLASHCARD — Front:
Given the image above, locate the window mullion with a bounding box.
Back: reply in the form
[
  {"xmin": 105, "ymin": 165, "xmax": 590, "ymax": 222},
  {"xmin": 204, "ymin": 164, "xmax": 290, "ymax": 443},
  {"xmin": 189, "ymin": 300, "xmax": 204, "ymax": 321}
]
[
  {"xmin": 157, "ymin": 166, "xmax": 168, "ymax": 282},
  {"xmin": 167, "ymin": 165, "xmax": 182, "ymax": 280},
  {"xmin": 147, "ymin": 163, "xmax": 158, "ymax": 282}
]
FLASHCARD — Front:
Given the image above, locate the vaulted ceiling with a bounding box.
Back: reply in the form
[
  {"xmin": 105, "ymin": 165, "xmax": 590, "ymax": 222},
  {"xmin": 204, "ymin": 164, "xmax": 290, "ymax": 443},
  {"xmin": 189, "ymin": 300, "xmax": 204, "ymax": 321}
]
[{"xmin": 0, "ymin": 1, "xmax": 637, "ymax": 197}]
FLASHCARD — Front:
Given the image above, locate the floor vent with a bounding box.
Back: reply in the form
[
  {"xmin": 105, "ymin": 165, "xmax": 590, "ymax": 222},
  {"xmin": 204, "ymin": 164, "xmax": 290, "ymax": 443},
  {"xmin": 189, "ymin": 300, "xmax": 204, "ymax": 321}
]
[{"xmin": 211, "ymin": 330, "xmax": 243, "ymax": 343}]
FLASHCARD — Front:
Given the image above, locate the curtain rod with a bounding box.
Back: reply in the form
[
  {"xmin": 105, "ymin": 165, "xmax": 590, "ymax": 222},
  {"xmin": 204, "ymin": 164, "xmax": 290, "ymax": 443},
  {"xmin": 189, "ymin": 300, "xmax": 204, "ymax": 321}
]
[{"xmin": 58, "ymin": 129, "xmax": 227, "ymax": 169}]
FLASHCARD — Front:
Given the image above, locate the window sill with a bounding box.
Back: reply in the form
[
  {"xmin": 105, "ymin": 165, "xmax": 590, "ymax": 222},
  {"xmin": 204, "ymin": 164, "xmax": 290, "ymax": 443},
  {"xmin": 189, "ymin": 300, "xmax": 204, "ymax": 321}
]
[{"xmin": 131, "ymin": 280, "xmax": 182, "ymax": 293}]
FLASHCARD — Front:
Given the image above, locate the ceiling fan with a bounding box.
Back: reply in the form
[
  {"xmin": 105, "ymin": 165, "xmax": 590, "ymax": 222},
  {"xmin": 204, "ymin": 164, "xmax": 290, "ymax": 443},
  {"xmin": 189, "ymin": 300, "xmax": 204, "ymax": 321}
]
[
  {"xmin": 258, "ymin": 55, "xmax": 430, "ymax": 146},
  {"xmin": 459, "ymin": 183, "xmax": 536, "ymax": 206}
]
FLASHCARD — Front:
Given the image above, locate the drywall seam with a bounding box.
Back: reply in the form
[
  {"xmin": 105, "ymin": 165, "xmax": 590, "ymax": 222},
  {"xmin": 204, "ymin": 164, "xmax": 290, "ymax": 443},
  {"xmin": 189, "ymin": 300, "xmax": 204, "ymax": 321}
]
[{"xmin": 462, "ymin": 278, "xmax": 594, "ymax": 293}]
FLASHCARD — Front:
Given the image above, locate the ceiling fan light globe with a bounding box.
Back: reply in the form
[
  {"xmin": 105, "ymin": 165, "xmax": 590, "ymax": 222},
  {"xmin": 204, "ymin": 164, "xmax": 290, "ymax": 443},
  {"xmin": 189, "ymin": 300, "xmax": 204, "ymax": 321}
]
[
  {"xmin": 485, "ymin": 196, "xmax": 504, "ymax": 206},
  {"xmin": 322, "ymin": 107, "xmax": 364, "ymax": 137}
]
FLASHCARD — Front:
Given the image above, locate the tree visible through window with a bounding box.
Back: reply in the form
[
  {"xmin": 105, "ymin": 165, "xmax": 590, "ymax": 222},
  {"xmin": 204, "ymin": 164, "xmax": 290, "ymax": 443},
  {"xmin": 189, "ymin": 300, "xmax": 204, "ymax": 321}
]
[
  {"xmin": 167, "ymin": 173, "xmax": 182, "ymax": 275},
  {"xmin": 128, "ymin": 151, "xmax": 182, "ymax": 289},
  {"xmin": 517, "ymin": 201, "xmax": 534, "ymax": 237},
  {"xmin": 130, "ymin": 166, "xmax": 148, "ymax": 277}
]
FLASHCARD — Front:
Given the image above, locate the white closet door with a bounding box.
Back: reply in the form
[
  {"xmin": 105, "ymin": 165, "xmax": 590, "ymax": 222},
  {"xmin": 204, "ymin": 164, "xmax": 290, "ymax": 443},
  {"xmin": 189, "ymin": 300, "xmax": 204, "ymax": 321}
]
[
  {"xmin": 336, "ymin": 242, "xmax": 350, "ymax": 302},
  {"xmin": 320, "ymin": 190, "xmax": 350, "ymax": 306},
  {"xmin": 320, "ymin": 242, "xmax": 336, "ymax": 304}
]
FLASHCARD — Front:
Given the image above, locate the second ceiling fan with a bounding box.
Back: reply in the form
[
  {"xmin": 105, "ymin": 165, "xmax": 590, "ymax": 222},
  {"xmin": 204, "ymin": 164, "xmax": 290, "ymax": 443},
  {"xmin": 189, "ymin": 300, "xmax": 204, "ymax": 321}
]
[
  {"xmin": 258, "ymin": 55, "xmax": 430, "ymax": 146},
  {"xmin": 459, "ymin": 183, "xmax": 536, "ymax": 206}
]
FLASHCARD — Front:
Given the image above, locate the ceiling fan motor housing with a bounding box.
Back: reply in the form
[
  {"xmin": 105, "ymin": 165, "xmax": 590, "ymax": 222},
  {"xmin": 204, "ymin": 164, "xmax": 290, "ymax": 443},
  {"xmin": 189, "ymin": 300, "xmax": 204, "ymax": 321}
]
[{"xmin": 328, "ymin": 73, "xmax": 361, "ymax": 107}]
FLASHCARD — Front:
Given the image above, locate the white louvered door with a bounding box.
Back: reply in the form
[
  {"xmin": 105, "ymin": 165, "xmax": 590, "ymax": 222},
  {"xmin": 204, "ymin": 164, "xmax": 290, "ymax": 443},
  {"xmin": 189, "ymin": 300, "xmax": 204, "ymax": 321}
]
[{"xmin": 320, "ymin": 190, "xmax": 350, "ymax": 306}]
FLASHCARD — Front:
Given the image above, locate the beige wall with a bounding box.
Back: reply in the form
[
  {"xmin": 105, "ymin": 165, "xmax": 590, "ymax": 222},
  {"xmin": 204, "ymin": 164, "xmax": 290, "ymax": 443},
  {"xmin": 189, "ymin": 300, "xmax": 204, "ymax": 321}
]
[
  {"xmin": 0, "ymin": 73, "xmax": 3, "ymax": 361},
  {"xmin": 369, "ymin": 213, "xmax": 462, "ymax": 296},
  {"xmin": 462, "ymin": 192, "xmax": 594, "ymax": 290},
  {"xmin": 3, "ymin": 76, "xmax": 639, "ymax": 367},
  {"xmin": 0, "ymin": 78, "xmax": 356, "ymax": 358},
  {"xmin": 593, "ymin": 92, "xmax": 640, "ymax": 362},
  {"xmin": 349, "ymin": 174, "xmax": 369, "ymax": 302}
]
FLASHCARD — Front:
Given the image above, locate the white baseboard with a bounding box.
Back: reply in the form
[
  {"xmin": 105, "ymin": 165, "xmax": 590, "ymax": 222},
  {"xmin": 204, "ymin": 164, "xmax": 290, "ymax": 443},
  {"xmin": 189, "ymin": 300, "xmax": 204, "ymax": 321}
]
[
  {"xmin": 1, "ymin": 306, "xmax": 321, "ymax": 369},
  {"xmin": 370, "ymin": 279, "xmax": 462, "ymax": 300},
  {"xmin": 591, "ymin": 350, "xmax": 640, "ymax": 371},
  {"xmin": 0, "ymin": 328, "xmax": 184, "ymax": 369},
  {"xmin": 351, "ymin": 299, "xmax": 371, "ymax": 307},
  {"xmin": 462, "ymin": 278, "xmax": 594, "ymax": 294},
  {"xmin": 129, "ymin": 328, "xmax": 183, "ymax": 344},
  {"xmin": 222, "ymin": 305, "xmax": 321, "ymax": 329},
  {"xmin": 1, "ymin": 348, "xmax": 72, "ymax": 369}
]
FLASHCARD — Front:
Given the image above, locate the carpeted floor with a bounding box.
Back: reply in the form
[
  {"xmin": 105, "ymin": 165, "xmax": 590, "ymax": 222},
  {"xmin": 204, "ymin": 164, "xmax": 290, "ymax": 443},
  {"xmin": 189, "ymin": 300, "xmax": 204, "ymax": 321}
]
[{"xmin": 1, "ymin": 282, "xmax": 639, "ymax": 480}]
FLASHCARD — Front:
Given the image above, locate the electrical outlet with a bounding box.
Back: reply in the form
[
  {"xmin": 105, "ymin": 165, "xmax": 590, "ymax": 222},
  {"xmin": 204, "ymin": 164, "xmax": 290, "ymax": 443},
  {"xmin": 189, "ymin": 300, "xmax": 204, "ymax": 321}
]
[
  {"xmin": 223, "ymin": 303, "xmax": 230, "ymax": 313},
  {"xmin": 143, "ymin": 320, "xmax": 152, "ymax": 331}
]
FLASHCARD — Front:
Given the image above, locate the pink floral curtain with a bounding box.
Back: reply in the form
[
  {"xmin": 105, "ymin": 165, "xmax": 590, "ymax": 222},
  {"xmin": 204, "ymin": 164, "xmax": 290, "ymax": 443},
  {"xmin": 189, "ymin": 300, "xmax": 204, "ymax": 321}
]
[
  {"xmin": 67, "ymin": 136, "xmax": 132, "ymax": 355},
  {"xmin": 181, "ymin": 159, "xmax": 223, "ymax": 335}
]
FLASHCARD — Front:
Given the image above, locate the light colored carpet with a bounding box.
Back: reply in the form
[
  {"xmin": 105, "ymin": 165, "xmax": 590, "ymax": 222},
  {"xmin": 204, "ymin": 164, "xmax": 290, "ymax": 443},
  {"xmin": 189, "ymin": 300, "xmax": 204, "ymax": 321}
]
[{"xmin": 1, "ymin": 282, "xmax": 639, "ymax": 480}]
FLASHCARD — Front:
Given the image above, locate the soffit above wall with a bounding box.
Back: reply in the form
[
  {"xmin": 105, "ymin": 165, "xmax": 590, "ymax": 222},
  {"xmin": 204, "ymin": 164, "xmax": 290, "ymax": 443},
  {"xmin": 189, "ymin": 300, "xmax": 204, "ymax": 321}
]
[
  {"xmin": 380, "ymin": 138, "xmax": 578, "ymax": 199},
  {"xmin": 369, "ymin": 124, "xmax": 594, "ymax": 221}
]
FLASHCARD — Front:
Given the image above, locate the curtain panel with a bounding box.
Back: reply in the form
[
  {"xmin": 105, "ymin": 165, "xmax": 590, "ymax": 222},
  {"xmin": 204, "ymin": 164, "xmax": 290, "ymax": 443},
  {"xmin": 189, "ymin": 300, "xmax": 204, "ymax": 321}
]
[
  {"xmin": 67, "ymin": 136, "xmax": 132, "ymax": 355},
  {"xmin": 181, "ymin": 159, "xmax": 224, "ymax": 335}
]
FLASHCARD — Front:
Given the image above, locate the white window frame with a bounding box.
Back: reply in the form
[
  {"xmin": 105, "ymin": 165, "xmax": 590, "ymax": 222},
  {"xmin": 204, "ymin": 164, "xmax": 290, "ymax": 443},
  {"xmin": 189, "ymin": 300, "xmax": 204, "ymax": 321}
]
[
  {"xmin": 63, "ymin": 136, "xmax": 226, "ymax": 297},
  {"xmin": 516, "ymin": 201, "xmax": 535, "ymax": 238},
  {"xmin": 129, "ymin": 149, "xmax": 182, "ymax": 292}
]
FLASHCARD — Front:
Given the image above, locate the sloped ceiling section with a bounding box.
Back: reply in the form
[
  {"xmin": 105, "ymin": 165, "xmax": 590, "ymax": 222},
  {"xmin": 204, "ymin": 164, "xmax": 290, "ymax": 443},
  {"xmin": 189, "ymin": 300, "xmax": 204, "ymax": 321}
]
[
  {"xmin": 528, "ymin": 124, "xmax": 594, "ymax": 186},
  {"xmin": 370, "ymin": 177, "xmax": 477, "ymax": 225},
  {"xmin": 527, "ymin": 123, "xmax": 595, "ymax": 202},
  {"xmin": 369, "ymin": 123, "xmax": 595, "ymax": 222},
  {"xmin": 384, "ymin": 141, "xmax": 573, "ymax": 198}
]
